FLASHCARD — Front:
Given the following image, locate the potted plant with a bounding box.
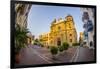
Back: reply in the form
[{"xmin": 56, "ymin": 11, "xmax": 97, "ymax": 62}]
[
  {"xmin": 15, "ymin": 24, "xmax": 29, "ymax": 64},
  {"xmin": 50, "ymin": 46, "xmax": 58, "ymax": 60}
]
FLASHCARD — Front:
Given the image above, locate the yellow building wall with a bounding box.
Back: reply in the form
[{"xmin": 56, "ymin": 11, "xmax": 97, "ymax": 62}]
[
  {"xmin": 27, "ymin": 37, "xmax": 33, "ymax": 45},
  {"xmin": 79, "ymin": 32, "xmax": 84, "ymax": 42}
]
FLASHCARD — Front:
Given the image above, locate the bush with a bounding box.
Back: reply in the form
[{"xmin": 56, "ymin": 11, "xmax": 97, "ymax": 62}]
[
  {"xmin": 50, "ymin": 46, "xmax": 58, "ymax": 55},
  {"xmin": 77, "ymin": 43, "xmax": 79, "ymax": 46},
  {"xmin": 62, "ymin": 42, "xmax": 69, "ymax": 50},
  {"xmin": 34, "ymin": 42, "xmax": 37, "ymax": 45},
  {"xmin": 72, "ymin": 42, "xmax": 80, "ymax": 46},
  {"xmin": 40, "ymin": 44, "xmax": 44, "ymax": 47},
  {"xmin": 59, "ymin": 46, "xmax": 64, "ymax": 52}
]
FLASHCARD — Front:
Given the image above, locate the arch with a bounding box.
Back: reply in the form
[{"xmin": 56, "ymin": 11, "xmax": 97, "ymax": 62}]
[{"xmin": 57, "ymin": 37, "xmax": 61, "ymax": 46}]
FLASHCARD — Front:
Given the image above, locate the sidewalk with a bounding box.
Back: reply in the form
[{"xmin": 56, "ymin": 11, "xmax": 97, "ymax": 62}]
[{"xmin": 73, "ymin": 46, "xmax": 95, "ymax": 62}]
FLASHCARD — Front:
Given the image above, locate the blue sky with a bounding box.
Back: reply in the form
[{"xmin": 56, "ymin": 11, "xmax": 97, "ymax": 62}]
[{"xmin": 27, "ymin": 5, "xmax": 84, "ymax": 39}]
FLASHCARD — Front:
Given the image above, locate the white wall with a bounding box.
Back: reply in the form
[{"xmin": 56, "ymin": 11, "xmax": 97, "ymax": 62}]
[{"xmin": 0, "ymin": 0, "xmax": 99, "ymax": 69}]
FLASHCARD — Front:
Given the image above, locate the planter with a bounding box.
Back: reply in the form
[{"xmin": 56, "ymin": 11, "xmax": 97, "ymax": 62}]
[{"xmin": 15, "ymin": 53, "xmax": 21, "ymax": 64}]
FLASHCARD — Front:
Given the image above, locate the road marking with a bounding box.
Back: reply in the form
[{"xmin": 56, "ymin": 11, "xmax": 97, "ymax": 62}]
[
  {"xmin": 70, "ymin": 46, "xmax": 80, "ymax": 62},
  {"xmin": 29, "ymin": 47, "xmax": 53, "ymax": 63},
  {"xmin": 73, "ymin": 47, "xmax": 80, "ymax": 62}
]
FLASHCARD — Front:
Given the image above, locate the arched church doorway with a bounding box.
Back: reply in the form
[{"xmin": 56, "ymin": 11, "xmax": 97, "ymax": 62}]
[{"xmin": 57, "ymin": 38, "xmax": 61, "ymax": 46}]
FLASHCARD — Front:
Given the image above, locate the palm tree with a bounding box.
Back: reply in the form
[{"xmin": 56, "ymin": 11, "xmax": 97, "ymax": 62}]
[
  {"xmin": 15, "ymin": 24, "xmax": 29, "ymax": 63},
  {"xmin": 15, "ymin": 24, "xmax": 29, "ymax": 53}
]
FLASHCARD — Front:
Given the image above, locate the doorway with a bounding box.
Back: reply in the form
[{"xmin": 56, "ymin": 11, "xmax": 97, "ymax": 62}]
[{"xmin": 57, "ymin": 38, "xmax": 61, "ymax": 46}]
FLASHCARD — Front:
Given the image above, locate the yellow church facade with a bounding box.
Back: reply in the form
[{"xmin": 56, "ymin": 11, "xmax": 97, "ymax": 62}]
[{"xmin": 39, "ymin": 15, "xmax": 77, "ymax": 47}]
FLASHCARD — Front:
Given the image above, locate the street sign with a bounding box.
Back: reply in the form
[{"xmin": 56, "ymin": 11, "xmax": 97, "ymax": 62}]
[{"xmin": 87, "ymin": 20, "xmax": 93, "ymax": 32}]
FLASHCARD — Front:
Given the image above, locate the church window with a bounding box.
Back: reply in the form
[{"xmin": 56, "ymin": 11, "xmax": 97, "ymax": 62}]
[{"xmin": 70, "ymin": 34, "xmax": 72, "ymax": 36}]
